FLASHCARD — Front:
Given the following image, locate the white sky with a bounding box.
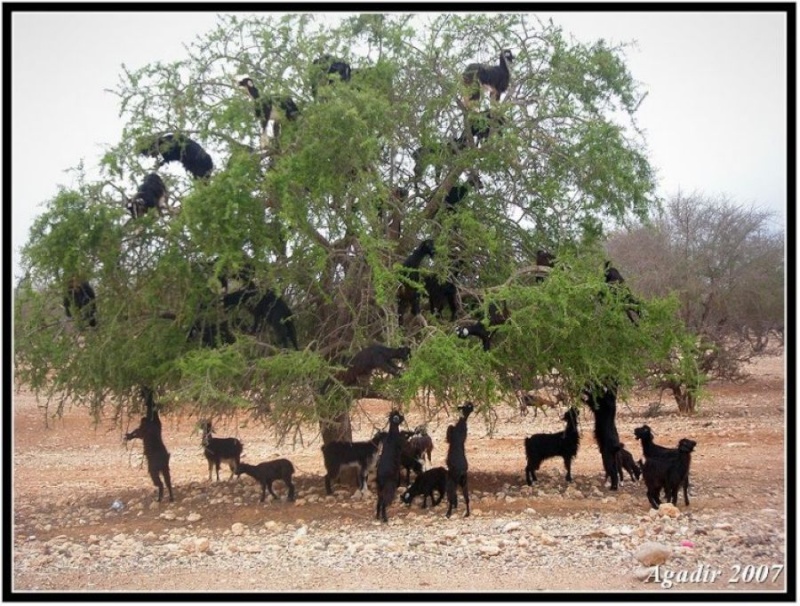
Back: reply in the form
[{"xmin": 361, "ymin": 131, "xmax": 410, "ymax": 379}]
[{"xmin": 9, "ymin": 11, "xmax": 790, "ymax": 281}]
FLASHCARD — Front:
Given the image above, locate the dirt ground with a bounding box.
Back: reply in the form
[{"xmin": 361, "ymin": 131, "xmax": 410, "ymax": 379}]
[{"xmin": 10, "ymin": 352, "xmax": 788, "ymax": 596}]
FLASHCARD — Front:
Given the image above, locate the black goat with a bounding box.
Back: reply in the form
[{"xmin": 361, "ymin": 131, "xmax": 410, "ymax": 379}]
[
  {"xmin": 376, "ymin": 411, "xmax": 405, "ymax": 523},
  {"xmin": 463, "ymin": 49, "xmax": 514, "ymax": 103},
  {"xmin": 340, "ymin": 344, "xmax": 411, "ymax": 387},
  {"xmin": 443, "ymin": 174, "xmax": 483, "ymax": 213},
  {"xmin": 603, "ymin": 261, "xmax": 641, "ymax": 324},
  {"xmin": 445, "ymin": 402, "xmax": 473, "ymax": 518},
  {"xmin": 63, "ymin": 278, "xmax": 97, "ymax": 328},
  {"xmin": 583, "ymin": 383, "xmax": 621, "ymax": 490},
  {"xmin": 200, "ymin": 420, "xmax": 243, "ymax": 482},
  {"xmin": 138, "ymin": 133, "xmax": 214, "ymax": 180},
  {"xmin": 401, "ymin": 466, "xmax": 447, "ymax": 509},
  {"xmin": 127, "ymin": 173, "xmax": 168, "ymax": 219},
  {"xmin": 124, "ymin": 391, "xmax": 173, "ymax": 502},
  {"xmin": 468, "ymin": 109, "xmax": 506, "ymax": 145},
  {"xmin": 412, "ymin": 135, "xmax": 467, "ymax": 182},
  {"xmin": 524, "ymin": 407, "xmax": 580, "ymax": 484},
  {"xmin": 535, "ymin": 249, "xmax": 556, "ymax": 282},
  {"xmin": 311, "ymin": 54, "xmax": 352, "ymax": 97},
  {"xmin": 423, "ymin": 275, "xmax": 459, "ymax": 320},
  {"xmin": 238, "ymin": 77, "xmax": 300, "ymax": 143},
  {"xmin": 634, "ymin": 425, "xmax": 691, "ymax": 505},
  {"xmin": 456, "ymin": 301, "xmax": 509, "ymax": 351},
  {"xmin": 614, "ymin": 443, "xmax": 642, "ymax": 483},
  {"xmin": 321, "ymin": 431, "xmax": 384, "ymax": 495},
  {"xmin": 397, "ymin": 238, "xmax": 435, "ymax": 322},
  {"xmin": 222, "ymin": 287, "xmax": 299, "ymax": 350},
  {"xmin": 642, "ymin": 438, "xmax": 697, "ymax": 509},
  {"xmin": 235, "ymin": 459, "xmax": 296, "ymax": 502}
]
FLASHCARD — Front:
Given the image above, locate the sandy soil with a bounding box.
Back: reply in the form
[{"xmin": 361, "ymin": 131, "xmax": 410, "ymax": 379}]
[{"xmin": 10, "ymin": 353, "xmax": 788, "ymax": 597}]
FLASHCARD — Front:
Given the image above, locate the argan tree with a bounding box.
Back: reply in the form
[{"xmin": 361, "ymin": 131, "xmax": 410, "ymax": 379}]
[{"xmin": 15, "ymin": 13, "xmax": 701, "ymax": 440}]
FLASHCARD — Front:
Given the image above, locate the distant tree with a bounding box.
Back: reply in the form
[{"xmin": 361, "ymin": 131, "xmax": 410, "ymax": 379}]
[
  {"xmin": 606, "ymin": 191, "xmax": 785, "ymax": 389},
  {"xmin": 15, "ymin": 14, "xmax": 701, "ymax": 437}
]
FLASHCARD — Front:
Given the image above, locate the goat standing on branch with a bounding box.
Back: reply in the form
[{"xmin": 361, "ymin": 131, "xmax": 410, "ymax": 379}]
[{"xmin": 462, "ymin": 49, "xmax": 514, "ymax": 105}]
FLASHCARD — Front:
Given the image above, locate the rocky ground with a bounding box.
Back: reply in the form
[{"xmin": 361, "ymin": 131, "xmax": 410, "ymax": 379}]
[{"xmin": 11, "ymin": 353, "xmax": 788, "ymax": 595}]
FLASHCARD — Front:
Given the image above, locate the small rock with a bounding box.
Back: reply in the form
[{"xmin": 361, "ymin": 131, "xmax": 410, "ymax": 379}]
[
  {"xmin": 479, "ymin": 543, "xmax": 501, "ymax": 556},
  {"xmin": 195, "ymin": 537, "xmax": 210, "ymax": 553},
  {"xmin": 658, "ymin": 503, "xmax": 680, "ymax": 518},
  {"xmin": 502, "ymin": 521, "xmax": 521, "ymax": 533},
  {"xmin": 634, "ymin": 541, "xmax": 672, "ymax": 566},
  {"xmin": 160, "ymin": 511, "xmax": 176, "ymax": 521},
  {"xmin": 633, "ymin": 566, "xmax": 658, "ymax": 581},
  {"xmin": 186, "ymin": 513, "xmax": 202, "ymax": 523},
  {"xmin": 231, "ymin": 522, "xmax": 245, "ymax": 536},
  {"xmin": 540, "ymin": 533, "xmax": 558, "ymax": 546}
]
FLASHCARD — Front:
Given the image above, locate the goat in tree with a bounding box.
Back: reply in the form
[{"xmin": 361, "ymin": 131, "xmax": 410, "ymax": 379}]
[
  {"xmin": 397, "ymin": 238, "xmax": 436, "ymax": 323},
  {"xmin": 238, "ymin": 77, "xmax": 300, "ymax": 145},
  {"xmin": 137, "ymin": 133, "xmax": 214, "ymax": 180},
  {"xmin": 462, "ymin": 49, "xmax": 514, "ymax": 104},
  {"xmin": 63, "ymin": 278, "xmax": 97, "ymax": 328}
]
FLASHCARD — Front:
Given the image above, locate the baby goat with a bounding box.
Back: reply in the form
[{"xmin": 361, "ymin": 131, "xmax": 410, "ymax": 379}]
[
  {"xmin": 376, "ymin": 411, "xmax": 405, "ymax": 523},
  {"xmin": 401, "ymin": 466, "xmax": 448, "ymax": 509},
  {"xmin": 321, "ymin": 431, "xmax": 384, "ymax": 495},
  {"xmin": 615, "ymin": 443, "xmax": 642, "ymax": 484},
  {"xmin": 200, "ymin": 420, "xmax": 243, "ymax": 482},
  {"xmin": 462, "ymin": 49, "xmax": 514, "ymax": 103},
  {"xmin": 63, "ymin": 278, "xmax": 97, "ymax": 328},
  {"xmin": 642, "ymin": 438, "xmax": 697, "ymax": 509},
  {"xmin": 445, "ymin": 402, "xmax": 474, "ymax": 518},
  {"xmin": 138, "ymin": 133, "xmax": 214, "ymax": 180},
  {"xmin": 235, "ymin": 459, "xmax": 296, "ymax": 502},
  {"xmin": 524, "ymin": 407, "xmax": 580, "ymax": 484},
  {"xmin": 125, "ymin": 408, "xmax": 173, "ymax": 502}
]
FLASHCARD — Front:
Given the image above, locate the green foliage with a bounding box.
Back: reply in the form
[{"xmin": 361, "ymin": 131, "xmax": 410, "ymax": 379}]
[{"xmin": 15, "ymin": 13, "xmax": 700, "ymax": 433}]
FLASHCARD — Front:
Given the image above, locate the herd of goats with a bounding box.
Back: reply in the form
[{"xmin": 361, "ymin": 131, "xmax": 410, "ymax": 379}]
[{"xmin": 57, "ymin": 49, "xmax": 697, "ymax": 521}]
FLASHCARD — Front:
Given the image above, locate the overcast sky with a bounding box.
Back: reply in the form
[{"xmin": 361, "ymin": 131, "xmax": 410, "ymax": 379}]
[{"xmin": 10, "ymin": 10, "xmax": 789, "ymax": 280}]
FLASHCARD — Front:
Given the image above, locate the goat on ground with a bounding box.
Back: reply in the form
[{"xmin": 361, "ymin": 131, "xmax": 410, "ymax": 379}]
[
  {"xmin": 200, "ymin": 420, "xmax": 243, "ymax": 482},
  {"xmin": 634, "ymin": 424, "xmax": 691, "ymax": 505},
  {"xmin": 63, "ymin": 278, "xmax": 97, "ymax": 328},
  {"xmin": 401, "ymin": 466, "xmax": 447, "ymax": 509},
  {"xmin": 642, "ymin": 438, "xmax": 697, "ymax": 509},
  {"xmin": 397, "ymin": 238, "xmax": 435, "ymax": 323},
  {"xmin": 583, "ymin": 383, "xmax": 622, "ymax": 490},
  {"xmin": 462, "ymin": 49, "xmax": 514, "ymax": 103},
  {"xmin": 376, "ymin": 411, "xmax": 405, "ymax": 523},
  {"xmin": 138, "ymin": 133, "xmax": 214, "ymax": 180},
  {"xmin": 238, "ymin": 77, "xmax": 300, "ymax": 144},
  {"xmin": 127, "ymin": 173, "xmax": 168, "ymax": 219},
  {"xmin": 456, "ymin": 301, "xmax": 509, "ymax": 351},
  {"xmin": 320, "ymin": 431, "xmax": 384, "ymax": 495},
  {"xmin": 124, "ymin": 390, "xmax": 173, "ymax": 502},
  {"xmin": 445, "ymin": 402, "xmax": 473, "ymax": 518},
  {"xmin": 524, "ymin": 407, "xmax": 580, "ymax": 484},
  {"xmin": 613, "ymin": 443, "xmax": 642, "ymax": 484},
  {"xmin": 396, "ymin": 428, "xmax": 434, "ymax": 485},
  {"xmin": 235, "ymin": 459, "xmax": 296, "ymax": 502}
]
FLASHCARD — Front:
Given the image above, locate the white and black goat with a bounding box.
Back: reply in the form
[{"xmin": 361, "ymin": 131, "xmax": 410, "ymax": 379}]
[
  {"xmin": 456, "ymin": 301, "xmax": 509, "ymax": 351},
  {"xmin": 200, "ymin": 420, "xmax": 243, "ymax": 482},
  {"xmin": 127, "ymin": 172, "xmax": 168, "ymax": 219},
  {"xmin": 462, "ymin": 49, "xmax": 514, "ymax": 104},
  {"xmin": 524, "ymin": 407, "xmax": 580, "ymax": 484},
  {"xmin": 320, "ymin": 431, "xmax": 384, "ymax": 495},
  {"xmin": 238, "ymin": 77, "xmax": 301, "ymax": 145}
]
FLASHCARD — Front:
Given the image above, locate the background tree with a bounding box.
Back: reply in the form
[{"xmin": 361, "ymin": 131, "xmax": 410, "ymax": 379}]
[
  {"xmin": 606, "ymin": 191, "xmax": 785, "ymax": 390},
  {"xmin": 15, "ymin": 13, "xmax": 700, "ymax": 436}
]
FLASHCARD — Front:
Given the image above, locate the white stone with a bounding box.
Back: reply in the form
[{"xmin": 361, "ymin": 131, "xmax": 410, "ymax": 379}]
[
  {"xmin": 231, "ymin": 522, "xmax": 245, "ymax": 536},
  {"xmin": 186, "ymin": 513, "xmax": 202, "ymax": 523},
  {"xmin": 634, "ymin": 541, "xmax": 672, "ymax": 566}
]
